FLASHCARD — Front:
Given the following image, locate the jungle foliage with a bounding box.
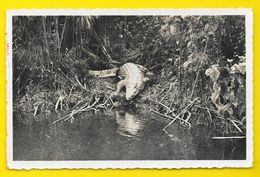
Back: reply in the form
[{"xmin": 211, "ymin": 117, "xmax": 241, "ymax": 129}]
[{"xmin": 13, "ymin": 15, "xmax": 246, "ymax": 137}]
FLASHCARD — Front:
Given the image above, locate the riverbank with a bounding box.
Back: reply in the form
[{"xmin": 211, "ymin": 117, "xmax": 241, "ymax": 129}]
[{"xmin": 14, "ymin": 64, "xmax": 246, "ymax": 139}]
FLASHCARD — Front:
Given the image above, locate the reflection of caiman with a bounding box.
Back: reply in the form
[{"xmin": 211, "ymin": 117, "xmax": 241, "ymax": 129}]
[
  {"xmin": 115, "ymin": 110, "xmax": 144, "ymax": 137},
  {"xmin": 88, "ymin": 63, "xmax": 152, "ymax": 100}
]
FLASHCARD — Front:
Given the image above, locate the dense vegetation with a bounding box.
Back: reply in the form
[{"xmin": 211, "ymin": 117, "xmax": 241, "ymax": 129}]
[{"xmin": 13, "ymin": 15, "xmax": 246, "ymax": 137}]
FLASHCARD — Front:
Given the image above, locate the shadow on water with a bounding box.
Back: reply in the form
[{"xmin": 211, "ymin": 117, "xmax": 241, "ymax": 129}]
[{"xmin": 13, "ymin": 109, "xmax": 246, "ymax": 160}]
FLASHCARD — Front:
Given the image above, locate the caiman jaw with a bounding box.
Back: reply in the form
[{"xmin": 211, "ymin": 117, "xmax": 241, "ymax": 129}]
[
  {"xmin": 125, "ymin": 93, "xmax": 134, "ymax": 100},
  {"xmin": 125, "ymin": 91, "xmax": 133, "ymax": 100},
  {"xmin": 125, "ymin": 88, "xmax": 139, "ymax": 100}
]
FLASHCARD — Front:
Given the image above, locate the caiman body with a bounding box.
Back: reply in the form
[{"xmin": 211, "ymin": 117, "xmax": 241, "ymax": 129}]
[{"xmin": 88, "ymin": 63, "xmax": 151, "ymax": 100}]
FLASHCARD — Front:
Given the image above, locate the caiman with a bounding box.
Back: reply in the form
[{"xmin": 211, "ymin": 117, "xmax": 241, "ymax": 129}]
[{"xmin": 88, "ymin": 63, "xmax": 152, "ymax": 100}]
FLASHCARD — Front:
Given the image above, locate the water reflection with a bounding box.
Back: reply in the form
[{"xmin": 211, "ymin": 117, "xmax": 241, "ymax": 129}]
[
  {"xmin": 13, "ymin": 110, "xmax": 246, "ymax": 160},
  {"xmin": 115, "ymin": 110, "xmax": 144, "ymax": 138}
]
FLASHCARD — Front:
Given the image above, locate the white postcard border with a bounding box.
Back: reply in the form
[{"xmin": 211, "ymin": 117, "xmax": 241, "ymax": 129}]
[{"xmin": 6, "ymin": 8, "xmax": 253, "ymax": 169}]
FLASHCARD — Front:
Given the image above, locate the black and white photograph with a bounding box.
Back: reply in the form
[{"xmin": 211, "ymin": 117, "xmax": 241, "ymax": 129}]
[{"xmin": 6, "ymin": 9, "xmax": 253, "ymax": 169}]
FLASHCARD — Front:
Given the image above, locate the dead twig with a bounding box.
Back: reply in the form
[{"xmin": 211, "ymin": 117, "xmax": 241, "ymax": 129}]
[
  {"xmin": 162, "ymin": 98, "xmax": 199, "ymax": 130},
  {"xmin": 190, "ymin": 69, "xmax": 200, "ymax": 99},
  {"xmin": 212, "ymin": 136, "xmax": 246, "ymax": 140},
  {"xmin": 151, "ymin": 110, "xmax": 174, "ymax": 120},
  {"xmin": 151, "ymin": 109, "xmax": 191, "ymax": 130},
  {"xmin": 229, "ymin": 119, "xmax": 244, "ymax": 133},
  {"xmin": 52, "ymin": 97, "xmax": 100, "ymax": 124},
  {"xmin": 194, "ymin": 105, "xmax": 218, "ymax": 113}
]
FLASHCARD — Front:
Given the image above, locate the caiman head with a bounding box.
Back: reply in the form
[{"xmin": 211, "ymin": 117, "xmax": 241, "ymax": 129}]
[
  {"xmin": 125, "ymin": 77, "xmax": 150, "ymax": 100},
  {"xmin": 125, "ymin": 88, "xmax": 138, "ymax": 100}
]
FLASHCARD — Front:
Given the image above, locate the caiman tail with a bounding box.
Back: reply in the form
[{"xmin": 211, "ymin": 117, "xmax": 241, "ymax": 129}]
[{"xmin": 88, "ymin": 68, "xmax": 119, "ymax": 78}]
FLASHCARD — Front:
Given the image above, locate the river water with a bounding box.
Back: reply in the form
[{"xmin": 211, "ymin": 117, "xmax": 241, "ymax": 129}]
[{"xmin": 13, "ymin": 110, "xmax": 246, "ymax": 160}]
